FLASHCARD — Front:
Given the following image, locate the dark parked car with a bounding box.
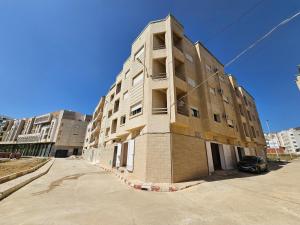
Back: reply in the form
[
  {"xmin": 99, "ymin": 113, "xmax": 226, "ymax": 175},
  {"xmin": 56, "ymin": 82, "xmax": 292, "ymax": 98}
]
[{"xmin": 238, "ymin": 156, "xmax": 268, "ymax": 174}]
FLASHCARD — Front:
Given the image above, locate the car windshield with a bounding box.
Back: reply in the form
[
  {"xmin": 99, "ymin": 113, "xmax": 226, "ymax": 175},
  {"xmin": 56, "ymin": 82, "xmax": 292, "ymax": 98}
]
[{"xmin": 242, "ymin": 156, "xmax": 258, "ymax": 162}]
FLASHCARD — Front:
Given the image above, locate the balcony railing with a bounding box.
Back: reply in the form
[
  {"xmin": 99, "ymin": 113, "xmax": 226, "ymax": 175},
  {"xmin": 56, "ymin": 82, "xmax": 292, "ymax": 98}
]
[
  {"xmin": 151, "ymin": 73, "xmax": 167, "ymax": 80},
  {"xmin": 177, "ymin": 105, "xmax": 189, "ymax": 116},
  {"xmin": 152, "ymin": 107, "xmax": 168, "ymax": 115},
  {"xmin": 153, "ymin": 44, "xmax": 166, "ymax": 50},
  {"xmin": 175, "ymin": 73, "xmax": 186, "ymax": 81}
]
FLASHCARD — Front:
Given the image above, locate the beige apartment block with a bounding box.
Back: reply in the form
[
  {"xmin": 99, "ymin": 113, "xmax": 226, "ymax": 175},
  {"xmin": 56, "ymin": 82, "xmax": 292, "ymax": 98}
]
[
  {"xmin": 0, "ymin": 110, "xmax": 91, "ymax": 157},
  {"xmin": 83, "ymin": 15, "xmax": 266, "ymax": 183}
]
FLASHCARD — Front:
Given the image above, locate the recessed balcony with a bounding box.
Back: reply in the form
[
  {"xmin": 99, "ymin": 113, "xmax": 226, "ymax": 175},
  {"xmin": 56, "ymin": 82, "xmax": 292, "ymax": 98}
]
[
  {"xmin": 152, "ymin": 89, "xmax": 168, "ymax": 115},
  {"xmin": 175, "ymin": 58, "xmax": 186, "ymax": 82},
  {"xmin": 153, "ymin": 32, "xmax": 166, "ymax": 50},
  {"xmin": 176, "ymin": 88, "xmax": 189, "ymax": 117},
  {"xmin": 152, "ymin": 58, "xmax": 167, "ymax": 80}
]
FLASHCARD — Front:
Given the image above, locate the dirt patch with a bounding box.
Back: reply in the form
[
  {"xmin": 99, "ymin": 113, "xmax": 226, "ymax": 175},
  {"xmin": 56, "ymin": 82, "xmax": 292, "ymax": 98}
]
[{"xmin": 0, "ymin": 158, "xmax": 47, "ymax": 177}]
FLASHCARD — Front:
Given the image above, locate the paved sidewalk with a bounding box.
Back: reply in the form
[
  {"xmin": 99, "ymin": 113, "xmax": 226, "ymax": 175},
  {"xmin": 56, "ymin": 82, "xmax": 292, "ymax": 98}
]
[
  {"xmin": 0, "ymin": 158, "xmax": 54, "ymax": 200},
  {"xmin": 0, "ymin": 158, "xmax": 299, "ymax": 225}
]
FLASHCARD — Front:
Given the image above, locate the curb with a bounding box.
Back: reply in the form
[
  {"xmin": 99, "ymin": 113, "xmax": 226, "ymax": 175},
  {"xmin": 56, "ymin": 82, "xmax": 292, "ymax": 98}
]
[
  {"xmin": 0, "ymin": 159, "xmax": 55, "ymax": 201},
  {"xmin": 0, "ymin": 158, "xmax": 51, "ymax": 184},
  {"xmin": 99, "ymin": 166, "xmax": 203, "ymax": 192}
]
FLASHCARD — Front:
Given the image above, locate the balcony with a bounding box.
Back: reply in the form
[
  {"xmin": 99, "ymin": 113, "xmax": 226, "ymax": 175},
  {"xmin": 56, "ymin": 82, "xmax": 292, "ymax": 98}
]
[
  {"xmin": 114, "ymin": 99, "xmax": 120, "ymax": 113},
  {"xmin": 153, "ymin": 32, "xmax": 166, "ymax": 50},
  {"xmin": 176, "ymin": 88, "xmax": 189, "ymax": 116},
  {"xmin": 175, "ymin": 58, "xmax": 186, "ymax": 81},
  {"xmin": 173, "ymin": 32, "xmax": 183, "ymax": 52},
  {"xmin": 152, "ymin": 89, "xmax": 168, "ymax": 115},
  {"xmin": 152, "ymin": 58, "xmax": 167, "ymax": 80}
]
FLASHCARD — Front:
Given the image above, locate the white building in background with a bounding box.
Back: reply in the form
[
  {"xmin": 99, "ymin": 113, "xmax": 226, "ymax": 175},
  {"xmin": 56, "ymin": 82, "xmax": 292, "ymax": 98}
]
[
  {"xmin": 277, "ymin": 128, "xmax": 300, "ymax": 154},
  {"xmin": 266, "ymin": 127, "xmax": 300, "ymax": 154},
  {"xmin": 264, "ymin": 133, "xmax": 280, "ymax": 148}
]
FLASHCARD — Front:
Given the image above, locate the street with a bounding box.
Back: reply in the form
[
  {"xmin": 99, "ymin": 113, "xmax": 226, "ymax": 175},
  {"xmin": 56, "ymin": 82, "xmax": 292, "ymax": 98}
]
[{"xmin": 0, "ymin": 158, "xmax": 300, "ymax": 225}]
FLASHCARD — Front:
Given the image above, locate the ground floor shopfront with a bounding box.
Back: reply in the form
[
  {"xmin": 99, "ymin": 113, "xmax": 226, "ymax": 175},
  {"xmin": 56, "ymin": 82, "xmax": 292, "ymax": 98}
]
[
  {"xmin": 83, "ymin": 133, "xmax": 266, "ymax": 183},
  {"xmin": 0, "ymin": 143, "xmax": 82, "ymax": 158}
]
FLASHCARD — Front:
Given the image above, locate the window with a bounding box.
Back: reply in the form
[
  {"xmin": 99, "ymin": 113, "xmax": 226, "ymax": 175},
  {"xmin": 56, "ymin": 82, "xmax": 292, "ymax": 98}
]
[
  {"xmin": 227, "ymin": 119, "xmax": 234, "ymax": 128},
  {"xmin": 243, "ymin": 123, "xmax": 249, "ymax": 137},
  {"xmin": 114, "ymin": 99, "xmax": 120, "ymax": 113},
  {"xmin": 185, "ymin": 53, "xmax": 193, "ymax": 63},
  {"xmin": 111, "ymin": 119, "xmax": 117, "ymax": 134},
  {"xmin": 132, "ymin": 72, "xmax": 144, "ymax": 86},
  {"xmin": 120, "ymin": 115, "xmax": 126, "ymax": 125},
  {"xmin": 105, "ymin": 128, "xmax": 110, "ymax": 136},
  {"xmin": 251, "ymin": 126, "xmax": 256, "ymax": 138},
  {"xmin": 130, "ymin": 102, "xmax": 142, "ymax": 116},
  {"xmin": 123, "ymin": 91, "xmax": 129, "ymax": 100},
  {"xmin": 134, "ymin": 46, "xmax": 144, "ymax": 61},
  {"xmin": 223, "ymin": 96, "xmax": 229, "ymax": 104},
  {"xmin": 125, "ymin": 70, "xmax": 130, "ymax": 79},
  {"xmin": 116, "ymin": 82, "xmax": 122, "ymax": 94},
  {"xmin": 187, "ymin": 77, "xmax": 196, "ymax": 87},
  {"xmin": 209, "ymin": 87, "xmax": 216, "ymax": 95},
  {"xmin": 247, "ymin": 111, "xmax": 252, "ymax": 121},
  {"xmin": 244, "ymin": 96, "xmax": 248, "ymax": 105},
  {"xmin": 191, "ymin": 108, "xmax": 199, "ymax": 118},
  {"xmin": 206, "ymin": 64, "xmax": 212, "ymax": 73},
  {"xmin": 219, "ymin": 75, "xmax": 225, "ymax": 82},
  {"xmin": 110, "ymin": 94, "xmax": 115, "ymax": 102},
  {"xmin": 108, "ymin": 110, "xmax": 112, "ymax": 118},
  {"xmin": 239, "ymin": 105, "xmax": 244, "ymax": 116},
  {"xmin": 213, "ymin": 114, "xmax": 221, "ymax": 123}
]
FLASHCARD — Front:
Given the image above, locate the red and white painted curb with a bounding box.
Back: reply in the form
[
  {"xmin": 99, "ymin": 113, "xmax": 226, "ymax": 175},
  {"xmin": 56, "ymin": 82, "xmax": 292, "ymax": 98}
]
[{"xmin": 100, "ymin": 166, "xmax": 203, "ymax": 192}]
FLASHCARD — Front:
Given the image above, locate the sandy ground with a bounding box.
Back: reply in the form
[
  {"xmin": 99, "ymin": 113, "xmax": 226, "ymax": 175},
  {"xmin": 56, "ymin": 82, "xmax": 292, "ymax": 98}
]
[
  {"xmin": 0, "ymin": 158, "xmax": 46, "ymax": 177},
  {"xmin": 0, "ymin": 158, "xmax": 299, "ymax": 225}
]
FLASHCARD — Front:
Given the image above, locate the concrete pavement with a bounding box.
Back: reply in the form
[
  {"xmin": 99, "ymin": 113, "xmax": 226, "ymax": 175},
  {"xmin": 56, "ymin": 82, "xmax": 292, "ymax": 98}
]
[{"xmin": 0, "ymin": 158, "xmax": 300, "ymax": 225}]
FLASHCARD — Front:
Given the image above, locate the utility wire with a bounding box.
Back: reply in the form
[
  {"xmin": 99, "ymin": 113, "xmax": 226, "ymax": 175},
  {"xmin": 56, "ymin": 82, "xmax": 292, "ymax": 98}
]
[
  {"xmin": 170, "ymin": 11, "xmax": 300, "ymax": 110},
  {"xmin": 205, "ymin": 0, "xmax": 267, "ymax": 43}
]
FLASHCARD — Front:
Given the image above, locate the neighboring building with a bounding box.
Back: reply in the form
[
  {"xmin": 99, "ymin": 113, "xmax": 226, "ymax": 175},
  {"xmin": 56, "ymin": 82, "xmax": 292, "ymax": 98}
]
[
  {"xmin": 0, "ymin": 110, "xmax": 92, "ymax": 157},
  {"xmin": 296, "ymin": 65, "xmax": 300, "ymax": 91},
  {"xmin": 0, "ymin": 115, "xmax": 13, "ymax": 142},
  {"xmin": 264, "ymin": 133, "xmax": 280, "ymax": 149},
  {"xmin": 83, "ymin": 15, "xmax": 266, "ymax": 183},
  {"xmin": 265, "ymin": 128, "xmax": 300, "ymax": 154},
  {"xmin": 277, "ymin": 128, "xmax": 300, "ymax": 154}
]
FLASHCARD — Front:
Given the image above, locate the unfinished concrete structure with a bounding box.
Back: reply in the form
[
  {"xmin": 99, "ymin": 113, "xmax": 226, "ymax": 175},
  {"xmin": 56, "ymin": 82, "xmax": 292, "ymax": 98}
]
[
  {"xmin": 83, "ymin": 15, "xmax": 266, "ymax": 183},
  {"xmin": 0, "ymin": 110, "xmax": 91, "ymax": 157}
]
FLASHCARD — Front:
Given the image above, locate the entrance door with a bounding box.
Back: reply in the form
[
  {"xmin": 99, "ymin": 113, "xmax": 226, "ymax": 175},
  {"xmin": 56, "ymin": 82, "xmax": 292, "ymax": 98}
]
[
  {"xmin": 121, "ymin": 142, "xmax": 128, "ymax": 167},
  {"xmin": 112, "ymin": 146, "xmax": 118, "ymax": 167},
  {"xmin": 211, "ymin": 143, "xmax": 222, "ymax": 170},
  {"xmin": 73, "ymin": 148, "xmax": 79, "ymax": 155}
]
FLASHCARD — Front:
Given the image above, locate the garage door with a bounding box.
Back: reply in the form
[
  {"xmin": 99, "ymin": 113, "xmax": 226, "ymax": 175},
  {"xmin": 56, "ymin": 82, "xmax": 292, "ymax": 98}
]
[{"xmin": 55, "ymin": 150, "xmax": 68, "ymax": 158}]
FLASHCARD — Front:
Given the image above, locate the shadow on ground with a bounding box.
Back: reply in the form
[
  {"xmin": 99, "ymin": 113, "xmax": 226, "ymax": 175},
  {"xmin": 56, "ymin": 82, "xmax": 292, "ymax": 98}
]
[{"xmin": 201, "ymin": 161, "xmax": 290, "ymax": 183}]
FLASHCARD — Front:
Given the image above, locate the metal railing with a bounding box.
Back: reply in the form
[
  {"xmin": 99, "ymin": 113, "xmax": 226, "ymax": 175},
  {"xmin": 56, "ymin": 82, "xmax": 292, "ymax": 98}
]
[
  {"xmin": 175, "ymin": 72, "xmax": 186, "ymax": 81},
  {"xmin": 151, "ymin": 73, "xmax": 167, "ymax": 79},
  {"xmin": 177, "ymin": 105, "xmax": 189, "ymax": 116},
  {"xmin": 152, "ymin": 107, "xmax": 168, "ymax": 115},
  {"xmin": 153, "ymin": 44, "xmax": 166, "ymax": 50}
]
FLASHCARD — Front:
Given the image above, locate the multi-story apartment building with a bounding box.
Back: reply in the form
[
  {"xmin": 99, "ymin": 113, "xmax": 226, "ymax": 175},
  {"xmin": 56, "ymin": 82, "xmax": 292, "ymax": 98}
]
[
  {"xmin": 0, "ymin": 110, "xmax": 91, "ymax": 157},
  {"xmin": 83, "ymin": 15, "xmax": 266, "ymax": 183},
  {"xmin": 264, "ymin": 133, "xmax": 280, "ymax": 149},
  {"xmin": 277, "ymin": 128, "xmax": 300, "ymax": 154},
  {"xmin": 296, "ymin": 65, "xmax": 300, "ymax": 91},
  {"xmin": 0, "ymin": 115, "xmax": 13, "ymax": 142}
]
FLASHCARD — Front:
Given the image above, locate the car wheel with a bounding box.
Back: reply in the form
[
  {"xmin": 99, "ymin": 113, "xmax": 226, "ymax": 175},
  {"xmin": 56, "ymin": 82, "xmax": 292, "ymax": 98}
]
[
  {"xmin": 256, "ymin": 167, "xmax": 261, "ymax": 174},
  {"xmin": 265, "ymin": 165, "xmax": 269, "ymax": 172}
]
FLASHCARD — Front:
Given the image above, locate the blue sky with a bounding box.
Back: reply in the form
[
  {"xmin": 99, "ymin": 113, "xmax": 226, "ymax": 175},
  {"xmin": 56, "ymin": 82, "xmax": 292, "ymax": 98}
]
[{"xmin": 0, "ymin": 0, "xmax": 299, "ymax": 132}]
